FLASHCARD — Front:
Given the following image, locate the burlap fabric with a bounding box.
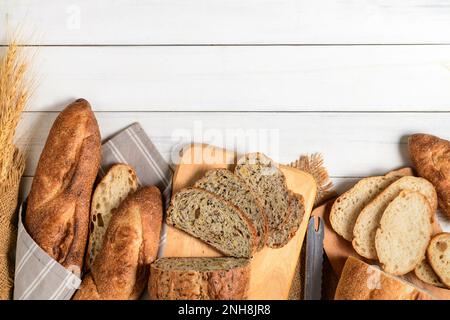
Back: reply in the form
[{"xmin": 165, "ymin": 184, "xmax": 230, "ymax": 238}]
[{"xmin": 0, "ymin": 150, "xmax": 25, "ymax": 300}]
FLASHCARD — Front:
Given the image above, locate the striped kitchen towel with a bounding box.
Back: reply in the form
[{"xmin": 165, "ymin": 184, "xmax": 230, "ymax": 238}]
[{"xmin": 14, "ymin": 123, "xmax": 173, "ymax": 300}]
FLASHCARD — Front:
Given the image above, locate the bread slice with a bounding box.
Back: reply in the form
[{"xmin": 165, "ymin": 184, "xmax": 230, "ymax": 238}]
[
  {"xmin": 234, "ymin": 153, "xmax": 290, "ymax": 234},
  {"xmin": 330, "ymin": 175, "xmax": 402, "ymax": 241},
  {"xmin": 335, "ymin": 256, "xmax": 433, "ymax": 300},
  {"xmin": 194, "ymin": 169, "xmax": 268, "ymax": 250},
  {"xmin": 375, "ymin": 191, "xmax": 433, "ymax": 275},
  {"xmin": 149, "ymin": 257, "xmax": 250, "ymax": 300},
  {"xmin": 414, "ymin": 259, "xmax": 446, "ymax": 288},
  {"xmin": 427, "ymin": 233, "xmax": 450, "ymax": 288},
  {"xmin": 166, "ymin": 188, "xmax": 257, "ymax": 258},
  {"xmin": 85, "ymin": 164, "xmax": 139, "ymax": 270},
  {"xmin": 267, "ymin": 192, "xmax": 305, "ymax": 248},
  {"xmin": 353, "ymin": 176, "xmax": 437, "ymax": 259}
]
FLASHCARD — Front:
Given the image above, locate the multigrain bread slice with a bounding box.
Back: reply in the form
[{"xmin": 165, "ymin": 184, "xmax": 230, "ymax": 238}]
[
  {"xmin": 335, "ymin": 256, "xmax": 433, "ymax": 300},
  {"xmin": 166, "ymin": 188, "xmax": 257, "ymax": 258},
  {"xmin": 234, "ymin": 153, "xmax": 290, "ymax": 234},
  {"xmin": 375, "ymin": 191, "xmax": 433, "ymax": 275},
  {"xmin": 414, "ymin": 259, "xmax": 446, "ymax": 288},
  {"xmin": 330, "ymin": 175, "xmax": 403, "ymax": 241},
  {"xmin": 267, "ymin": 192, "xmax": 305, "ymax": 248},
  {"xmin": 194, "ymin": 169, "xmax": 268, "ymax": 250},
  {"xmin": 353, "ymin": 176, "xmax": 437, "ymax": 259},
  {"xmin": 85, "ymin": 164, "xmax": 139, "ymax": 271},
  {"xmin": 149, "ymin": 257, "xmax": 250, "ymax": 300},
  {"xmin": 427, "ymin": 233, "xmax": 450, "ymax": 288}
]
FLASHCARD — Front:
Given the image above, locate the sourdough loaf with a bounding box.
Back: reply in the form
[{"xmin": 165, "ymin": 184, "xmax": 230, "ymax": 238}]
[
  {"xmin": 375, "ymin": 191, "xmax": 432, "ymax": 275},
  {"xmin": 352, "ymin": 176, "xmax": 437, "ymax": 259},
  {"xmin": 149, "ymin": 257, "xmax": 250, "ymax": 300},
  {"xmin": 26, "ymin": 99, "xmax": 101, "ymax": 273},
  {"xmin": 85, "ymin": 164, "xmax": 139, "ymax": 271},
  {"xmin": 427, "ymin": 233, "xmax": 450, "ymax": 288},
  {"xmin": 335, "ymin": 256, "xmax": 433, "ymax": 300},
  {"xmin": 234, "ymin": 153, "xmax": 290, "ymax": 235},
  {"xmin": 73, "ymin": 186, "xmax": 163, "ymax": 300},
  {"xmin": 194, "ymin": 169, "xmax": 268, "ymax": 250},
  {"xmin": 167, "ymin": 188, "xmax": 257, "ymax": 258}
]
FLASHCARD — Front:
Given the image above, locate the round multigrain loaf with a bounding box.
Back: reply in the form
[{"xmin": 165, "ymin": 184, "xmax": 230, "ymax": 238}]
[
  {"xmin": 353, "ymin": 176, "xmax": 437, "ymax": 260},
  {"xmin": 335, "ymin": 256, "xmax": 433, "ymax": 300},
  {"xmin": 149, "ymin": 257, "xmax": 250, "ymax": 300},
  {"xmin": 427, "ymin": 233, "xmax": 450, "ymax": 288},
  {"xmin": 375, "ymin": 191, "xmax": 433, "ymax": 275}
]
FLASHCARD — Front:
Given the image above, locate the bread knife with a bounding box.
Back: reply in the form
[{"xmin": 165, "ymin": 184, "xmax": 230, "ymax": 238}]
[{"xmin": 304, "ymin": 216, "xmax": 324, "ymax": 300}]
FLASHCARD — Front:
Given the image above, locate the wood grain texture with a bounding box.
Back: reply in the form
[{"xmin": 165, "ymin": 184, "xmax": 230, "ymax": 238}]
[
  {"xmin": 161, "ymin": 144, "xmax": 317, "ymax": 299},
  {"xmin": 8, "ymin": 46, "xmax": 450, "ymax": 112},
  {"xmin": 3, "ymin": 0, "xmax": 450, "ymax": 45}
]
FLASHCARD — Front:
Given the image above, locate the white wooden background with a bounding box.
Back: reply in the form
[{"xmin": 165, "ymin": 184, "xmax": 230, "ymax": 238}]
[{"xmin": 2, "ymin": 1, "xmax": 450, "ymax": 229}]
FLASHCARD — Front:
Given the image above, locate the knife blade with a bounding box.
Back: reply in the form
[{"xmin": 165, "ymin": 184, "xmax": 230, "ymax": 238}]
[{"xmin": 304, "ymin": 215, "xmax": 325, "ymax": 300}]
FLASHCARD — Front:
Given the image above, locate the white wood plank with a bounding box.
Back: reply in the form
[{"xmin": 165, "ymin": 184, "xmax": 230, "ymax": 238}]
[
  {"xmin": 3, "ymin": 0, "xmax": 450, "ymax": 45},
  {"xmin": 17, "ymin": 46, "xmax": 450, "ymax": 112},
  {"xmin": 16, "ymin": 111, "xmax": 450, "ymax": 178}
]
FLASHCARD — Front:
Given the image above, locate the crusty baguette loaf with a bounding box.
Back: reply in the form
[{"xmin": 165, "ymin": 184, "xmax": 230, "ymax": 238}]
[
  {"xmin": 409, "ymin": 134, "xmax": 450, "ymax": 218},
  {"xmin": 414, "ymin": 259, "xmax": 446, "ymax": 288},
  {"xmin": 149, "ymin": 257, "xmax": 250, "ymax": 300},
  {"xmin": 167, "ymin": 188, "xmax": 257, "ymax": 258},
  {"xmin": 352, "ymin": 176, "xmax": 437, "ymax": 259},
  {"xmin": 85, "ymin": 164, "xmax": 139, "ymax": 271},
  {"xmin": 235, "ymin": 153, "xmax": 290, "ymax": 235},
  {"xmin": 267, "ymin": 192, "xmax": 305, "ymax": 248},
  {"xmin": 26, "ymin": 99, "xmax": 101, "ymax": 274},
  {"xmin": 194, "ymin": 169, "xmax": 268, "ymax": 250},
  {"xmin": 427, "ymin": 233, "xmax": 450, "ymax": 288},
  {"xmin": 330, "ymin": 175, "xmax": 403, "ymax": 241},
  {"xmin": 335, "ymin": 256, "xmax": 433, "ymax": 300},
  {"xmin": 73, "ymin": 186, "xmax": 163, "ymax": 300},
  {"xmin": 375, "ymin": 191, "xmax": 433, "ymax": 275}
]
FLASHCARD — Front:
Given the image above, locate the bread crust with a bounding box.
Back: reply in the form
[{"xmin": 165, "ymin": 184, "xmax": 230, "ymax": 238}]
[
  {"xmin": 409, "ymin": 134, "xmax": 450, "ymax": 218},
  {"xmin": 25, "ymin": 99, "xmax": 101, "ymax": 274},
  {"xmin": 73, "ymin": 186, "xmax": 163, "ymax": 300},
  {"xmin": 335, "ymin": 256, "xmax": 433, "ymax": 300},
  {"xmin": 149, "ymin": 258, "xmax": 250, "ymax": 300}
]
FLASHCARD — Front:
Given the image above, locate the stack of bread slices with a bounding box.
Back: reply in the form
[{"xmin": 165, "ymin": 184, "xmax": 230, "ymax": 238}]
[
  {"xmin": 330, "ymin": 170, "xmax": 450, "ymax": 290},
  {"xmin": 150, "ymin": 153, "xmax": 306, "ymax": 300}
]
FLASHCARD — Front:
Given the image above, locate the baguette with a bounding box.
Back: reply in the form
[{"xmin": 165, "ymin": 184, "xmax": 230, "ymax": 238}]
[
  {"xmin": 25, "ymin": 99, "xmax": 101, "ymax": 274},
  {"xmin": 73, "ymin": 186, "xmax": 163, "ymax": 300},
  {"xmin": 427, "ymin": 233, "xmax": 450, "ymax": 288}
]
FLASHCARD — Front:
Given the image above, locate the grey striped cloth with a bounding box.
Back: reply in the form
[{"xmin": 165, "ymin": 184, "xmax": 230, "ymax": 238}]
[{"xmin": 14, "ymin": 123, "xmax": 173, "ymax": 300}]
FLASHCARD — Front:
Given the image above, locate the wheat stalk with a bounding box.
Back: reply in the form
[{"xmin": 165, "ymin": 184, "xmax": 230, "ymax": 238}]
[{"xmin": 0, "ymin": 41, "xmax": 29, "ymax": 183}]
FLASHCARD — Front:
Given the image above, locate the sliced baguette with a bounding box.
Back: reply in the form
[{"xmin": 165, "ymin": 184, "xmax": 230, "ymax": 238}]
[
  {"xmin": 427, "ymin": 233, "xmax": 450, "ymax": 288},
  {"xmin": 353, "ymin": 176, "xmax": 437, "ymax": 259},
  {"xmin": 234, "ymin": 153, "xmax": 290, "ymax": 235},
  {"xmin": 149, "ymin": 257, "xmax": 250, "ymax": 300},
  {"xmin": 166, "ymin": 188, "xmax": 257, "ymax": 258},
  {"xmin": 267, "ymin": 192, "xmax": 305, "ymax": 248},
  {"xmin": 85, "ymin": 164, "xmax": 139, "ymax": 270},
  {"xmin": 330, "ymin": 175, "xmax": 403, "ymax": 241},
  {"xmin": 414, "ymin": 259, "xmax": 446, "ymax": 288},
  {"xmin": 335, "ymin": 256, "xmax": 433, "ymax": 300},
  {"xmin": 194, "ymin": 169, "xmax": 268, "ymax": 250},
  {"xmin": 375, "ymin": 191, "xmax": 433, "ymax": 275}
]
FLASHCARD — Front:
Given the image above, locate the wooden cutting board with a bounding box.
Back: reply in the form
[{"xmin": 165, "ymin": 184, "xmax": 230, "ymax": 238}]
[{"xmin": 161, "ymin": 144, "xmax": 317, "ymax": 300}]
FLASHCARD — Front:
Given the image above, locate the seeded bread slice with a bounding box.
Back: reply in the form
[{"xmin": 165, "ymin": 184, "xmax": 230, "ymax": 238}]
[
  {"xmin": 234, "ymin": 153, "xmax": 290, "ymax": 236},
  {"xmin": 85, "ymin": 164, "xmax": 139, "ymax": 270},
  {"xmin": 353, "ymin": 176, "xmax": 437, "ymax": 259},
  {"xmin": 427, "ymin": 233, "xmax": 450, "ymax": 288},
  {"xmin": 414, "ymin": 259, "xmax": 446, "ymax": 288},
  {"xmin": 166, "ymin": 188, "xmax": 257, "ymax": 258},
  {"xmin": 330, "ymin": 175, "xmax": 403, "ymax": 241},
  {"xmin": 149, "ymin": 257, "xmax": 250, "ymax": 300},
  {"xmin": 194, "ymin": 169, "xmax": 268, "ymax": 250},
  {"xmin": 267, "ymin": 192, "xmax": 305, "ymax": 248},
  {"xmin": 375, "ymin": 191, "xmax": 433, "ymax": 275}
]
